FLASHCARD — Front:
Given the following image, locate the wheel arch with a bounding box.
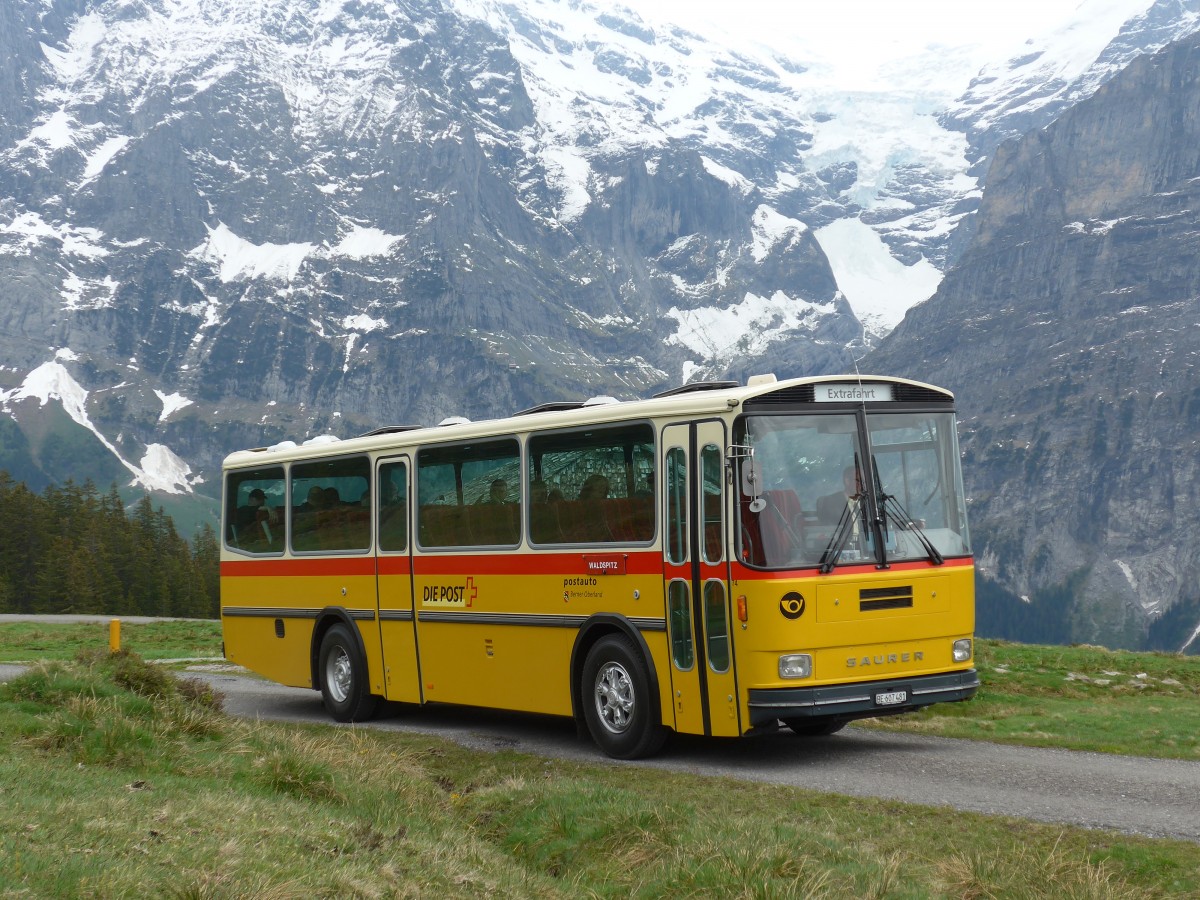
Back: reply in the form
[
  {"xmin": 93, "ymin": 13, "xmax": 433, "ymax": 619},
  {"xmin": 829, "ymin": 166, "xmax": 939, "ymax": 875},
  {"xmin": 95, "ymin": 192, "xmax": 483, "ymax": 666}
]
[
  {"xmin": 309, "ymin": 607, "xmax": 369, "ymax": 691},
  {"xmin": 569, "ymin": 613, "xmax": 662, "ymax": 733}
]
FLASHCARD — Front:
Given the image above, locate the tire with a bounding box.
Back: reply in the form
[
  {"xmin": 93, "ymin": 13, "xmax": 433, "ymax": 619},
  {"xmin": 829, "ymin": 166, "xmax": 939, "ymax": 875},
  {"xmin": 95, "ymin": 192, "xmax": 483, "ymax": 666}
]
[
  {"xmin": 782, "ymin": 717, "xmax": 846, "ymax": 737},
  {"xmin": 581, "ymin": 634, "xmax": 666, "ymax": 759},
  {"xmin": 318, "ymin": 624, "xmax": 379, "ymax": 722}
]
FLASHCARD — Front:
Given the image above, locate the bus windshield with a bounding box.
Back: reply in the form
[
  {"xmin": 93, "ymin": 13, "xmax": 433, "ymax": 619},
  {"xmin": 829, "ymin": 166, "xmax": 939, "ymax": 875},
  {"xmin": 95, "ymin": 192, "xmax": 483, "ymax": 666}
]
[{"xmin": 736, "ymin": 412, "xmax": 970, "ymax": 569}]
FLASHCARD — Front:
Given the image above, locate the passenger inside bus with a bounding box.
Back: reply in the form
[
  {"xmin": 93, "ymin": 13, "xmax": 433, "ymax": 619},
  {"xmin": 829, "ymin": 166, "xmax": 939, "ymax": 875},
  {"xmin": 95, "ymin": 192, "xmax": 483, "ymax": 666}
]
[
  {"xmin": 234, "ymin": 488, "xmax": 279, "ymax": 548},
  {"xmin": 234, "ymin": 488, "xmax": 272, "ymax": 529},
  {"xmin": 291, "ymin": 485, "xmax": 326, "ymax": 549},
  {"xmin": 565, "ymin": 474, "xmax": 610, "ymax": 540},
  {"xmin": 579, "ymin": 473, "xmax": 609, "ymax": 500},
  {"xmin": 297, "ymin": 485, "xmax": 326, "ymax": 515},
  {"xmin": 817, "ymin": 465, "xmax": 862, "ymax": 524},
  {"xmin": 529, "ymin": 479, "xmax": 557, "ymax": 541},
  {"xmin": 480, "ymin": 479, "xmax": 508, "ymax": 503}
]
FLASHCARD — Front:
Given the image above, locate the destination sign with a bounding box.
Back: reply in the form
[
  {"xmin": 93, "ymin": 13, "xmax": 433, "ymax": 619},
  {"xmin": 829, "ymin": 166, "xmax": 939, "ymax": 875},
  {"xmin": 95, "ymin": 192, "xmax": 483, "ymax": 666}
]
[
  {"xmin": 815, "ymin": 383, "xmax": 894, "ymax": 403},
  {"xmin": 582, "ymin": 554, "xmax": 626, "ymax": 576}
]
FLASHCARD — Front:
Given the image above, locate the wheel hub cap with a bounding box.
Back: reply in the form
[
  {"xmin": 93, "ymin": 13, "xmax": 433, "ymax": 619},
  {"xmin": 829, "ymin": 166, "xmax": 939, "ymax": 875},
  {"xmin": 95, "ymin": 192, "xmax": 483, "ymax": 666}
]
[
  {"xmin": 594, "ymin": 661, "xmax": 635, "ymax": 734},
  {"xmin": 327, "ymin": 648, "xmax": 352, "ymax": 703}
]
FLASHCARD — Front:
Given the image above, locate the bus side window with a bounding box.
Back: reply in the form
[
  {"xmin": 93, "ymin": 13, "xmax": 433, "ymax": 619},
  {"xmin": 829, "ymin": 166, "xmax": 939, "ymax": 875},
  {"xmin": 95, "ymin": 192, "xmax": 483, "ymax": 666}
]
[
  {"xmin": 666, "ymin": 447, "xmax": 687, "ymax": 564},
  {"xmin": 528, "ymin": 423, "xmax": 655, "ymax": 546},
  {"xmin": 290, "ymin": 456, "xmax": 371, "ymax": 553},
  {"xmin": 417, "ymin": 439, "xmax": 520, "ymax": 548},
  {"xmin": 225, "ymin": 466, "xmax": 285, "ymax": 555},
  {"xmin": 378, "ymin": 461, "xmax": 408, "ymax": 552}
]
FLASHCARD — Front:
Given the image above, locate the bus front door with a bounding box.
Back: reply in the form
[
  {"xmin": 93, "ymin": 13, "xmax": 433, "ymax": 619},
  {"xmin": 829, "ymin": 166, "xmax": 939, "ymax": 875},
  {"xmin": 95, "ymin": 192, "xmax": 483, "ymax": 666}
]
[
  {"xmin": 374, "ymin": 457, "xmax": 422, "ymax": 703},
  {"xmin": 662, "ymin": 421, "xmax": 741, "ymax": 738}
]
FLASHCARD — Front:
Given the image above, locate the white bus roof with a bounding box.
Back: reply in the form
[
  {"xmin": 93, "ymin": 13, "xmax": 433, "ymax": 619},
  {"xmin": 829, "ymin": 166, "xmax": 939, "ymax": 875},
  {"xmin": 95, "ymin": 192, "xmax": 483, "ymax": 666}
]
[{"xmin": 222, "ymin": 373, "xmax": 953, "ymax": 469}]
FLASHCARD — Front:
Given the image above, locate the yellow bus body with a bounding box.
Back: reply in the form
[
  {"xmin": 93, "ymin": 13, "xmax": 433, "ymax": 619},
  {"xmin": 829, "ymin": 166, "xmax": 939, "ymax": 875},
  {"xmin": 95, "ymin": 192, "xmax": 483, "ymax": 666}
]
[
  {"xmin": 221, "ymin": 374, "xmax": 978, "ymax": 756},
  {"xmin": 732, "ymin": 563, "xmax": 974, "ymax": 691}
]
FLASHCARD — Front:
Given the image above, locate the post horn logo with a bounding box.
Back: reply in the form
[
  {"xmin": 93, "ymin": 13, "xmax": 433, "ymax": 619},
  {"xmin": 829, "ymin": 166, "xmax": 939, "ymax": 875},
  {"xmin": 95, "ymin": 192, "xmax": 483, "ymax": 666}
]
[{"xmin": 779, "ymin": 592, "xmax": 805, "ymax": 619}]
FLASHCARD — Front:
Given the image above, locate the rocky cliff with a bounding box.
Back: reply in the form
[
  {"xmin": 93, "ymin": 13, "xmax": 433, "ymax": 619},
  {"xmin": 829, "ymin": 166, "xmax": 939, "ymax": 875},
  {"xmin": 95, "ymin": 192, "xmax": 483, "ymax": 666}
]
[
  {"xmin": 0, "ymin": 0, "xmax": 860, "ymax": 499},
  {"xmin": 868, "ymin": 32, "xmax": 1200, "ymax": 650}
]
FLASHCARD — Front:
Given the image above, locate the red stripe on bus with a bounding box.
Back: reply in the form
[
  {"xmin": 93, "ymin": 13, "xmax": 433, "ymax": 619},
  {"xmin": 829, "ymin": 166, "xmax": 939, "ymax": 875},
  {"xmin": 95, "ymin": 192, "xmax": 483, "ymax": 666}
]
[
  {"xmin": 377, "ymin": 556, "xmax": 412, "ymax": 577},
  {"xmin": 411, "ymin": 552, "xmax": 662, "ymax": 577},
  {"xmin": 222, "ymin": 551, "xmax": 663, "ymax": 578},
  {"xmin": 220, "ymin": 557, "xmax": 378, "ymax": 578}
]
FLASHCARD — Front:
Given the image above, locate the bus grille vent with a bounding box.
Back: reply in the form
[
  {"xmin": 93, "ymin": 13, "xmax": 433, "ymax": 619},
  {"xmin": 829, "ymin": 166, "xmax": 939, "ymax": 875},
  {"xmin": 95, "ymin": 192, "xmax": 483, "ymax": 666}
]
[
  {"xmin": 743, "ymin": 385, "xmax": 816, "ymax": 408},
  {"xmin": 892, "ymin": 384, "xmax": 952, "ymax": 403},
  {"xmin": 859, "ymin": 586, "xmax": 913, "ymax": 612}
]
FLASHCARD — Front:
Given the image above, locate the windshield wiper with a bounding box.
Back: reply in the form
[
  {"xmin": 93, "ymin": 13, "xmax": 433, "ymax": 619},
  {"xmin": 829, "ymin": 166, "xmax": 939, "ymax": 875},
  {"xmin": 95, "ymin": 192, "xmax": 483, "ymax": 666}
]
[
  {"xmin": 818, "ymin": 495, "xmax": 862, "ymax": 574},
  {"xmin": 877, "ymin": 491, "xmax": 943, "ymax": 566}
]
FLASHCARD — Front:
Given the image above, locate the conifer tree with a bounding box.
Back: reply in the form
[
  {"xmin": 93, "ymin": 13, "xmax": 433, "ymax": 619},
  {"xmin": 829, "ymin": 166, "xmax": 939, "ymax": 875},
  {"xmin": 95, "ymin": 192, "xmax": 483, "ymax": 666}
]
[
  {"xmin": 32, "ymin": 535, "xmax": 76, "ymax": 613},
  {"xmin": 0, "ymin": 477, "xmax": 50, "ymax": 612},
  {"xmin": 191, "ymin": 523, "xmax": 221, "ymax": 617}
]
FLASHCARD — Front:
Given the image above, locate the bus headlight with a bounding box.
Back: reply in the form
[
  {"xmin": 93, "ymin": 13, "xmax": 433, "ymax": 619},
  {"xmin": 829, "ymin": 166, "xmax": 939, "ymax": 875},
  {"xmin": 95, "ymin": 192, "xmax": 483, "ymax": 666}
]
[
  {"xmin": 952, "ymin": 639, "xmax": 972, "ymax": 663},
  {"xmin": 779, "ymin": 654, "xmax": 812, "ymax": 679}
]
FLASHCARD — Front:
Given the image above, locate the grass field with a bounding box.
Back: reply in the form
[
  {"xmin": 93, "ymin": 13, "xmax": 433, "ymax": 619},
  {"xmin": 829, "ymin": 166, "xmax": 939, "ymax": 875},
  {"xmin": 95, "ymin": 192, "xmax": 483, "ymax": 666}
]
[
  {"xmin": 0, "ymin": 618, "xmax": 221, "ymax": 663},
  {"xmin": 2, "ymin": 649, "xmax": 1198, "ymax": 898},
  {"xmin": 3, "ymin": 619, "xmax": 1197, "ymax": 761},
  {"xmin": 868, "ymin": 639, "xmax": 1200, "ymax": 760}
]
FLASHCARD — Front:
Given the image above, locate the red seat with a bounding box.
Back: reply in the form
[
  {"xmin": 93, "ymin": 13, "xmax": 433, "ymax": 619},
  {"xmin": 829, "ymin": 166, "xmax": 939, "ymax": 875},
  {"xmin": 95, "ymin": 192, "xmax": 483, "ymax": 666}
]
[{"xmin": 741, "ymin": 489, "xmax": 803, "ymax": 565}]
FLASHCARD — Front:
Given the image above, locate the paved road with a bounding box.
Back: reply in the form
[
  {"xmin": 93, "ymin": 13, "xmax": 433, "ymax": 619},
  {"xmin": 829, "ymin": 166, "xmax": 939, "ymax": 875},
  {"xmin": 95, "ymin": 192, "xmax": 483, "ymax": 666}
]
[{"xmin": 176, "ymin": 669, "xmax": 1200, "ymax": 844}]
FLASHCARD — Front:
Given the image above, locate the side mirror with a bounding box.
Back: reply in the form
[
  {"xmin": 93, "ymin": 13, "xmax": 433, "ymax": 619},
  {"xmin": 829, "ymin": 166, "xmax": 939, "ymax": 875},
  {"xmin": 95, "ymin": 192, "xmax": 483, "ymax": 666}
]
[{"xmin": 741, "ymin": 459, "xmax": 766, "ymax": 512}]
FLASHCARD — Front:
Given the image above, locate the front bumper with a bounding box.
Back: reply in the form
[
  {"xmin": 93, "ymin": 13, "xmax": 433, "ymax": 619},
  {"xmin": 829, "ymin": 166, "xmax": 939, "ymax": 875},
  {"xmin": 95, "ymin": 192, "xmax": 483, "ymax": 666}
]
[{"xmin": 747, "ymin": 669, "xmax": 980, "ymax": 727}]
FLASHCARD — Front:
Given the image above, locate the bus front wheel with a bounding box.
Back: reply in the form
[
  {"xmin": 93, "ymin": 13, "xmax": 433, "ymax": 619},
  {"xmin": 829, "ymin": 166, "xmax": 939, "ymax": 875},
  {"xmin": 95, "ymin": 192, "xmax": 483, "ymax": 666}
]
[
  {"xmin": 318, "ymin": 624, "xmax": 379, "ymax": 723},
  {"xmin": 581, "ymin": 635, "xmax": 666, "ymax": 759}
]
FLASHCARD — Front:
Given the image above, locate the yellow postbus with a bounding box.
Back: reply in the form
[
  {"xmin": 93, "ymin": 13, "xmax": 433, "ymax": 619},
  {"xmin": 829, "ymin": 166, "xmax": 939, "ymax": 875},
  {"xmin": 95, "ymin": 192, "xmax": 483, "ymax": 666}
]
[{"xmin": 221, "ymin": 373, "xmax": 977, "ymax": 758}]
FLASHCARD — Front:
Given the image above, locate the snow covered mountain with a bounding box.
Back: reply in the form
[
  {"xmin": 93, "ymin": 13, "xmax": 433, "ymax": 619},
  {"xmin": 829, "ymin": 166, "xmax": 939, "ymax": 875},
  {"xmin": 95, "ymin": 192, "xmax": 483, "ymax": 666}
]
[
  {"xmin": 946, "ymin": 0, "xmax": 1200, "ymax": 161},
  {"xmin": 0, "ymin": 0, "xmax": 1198, "ymax": 518},
  {"xmin": 448, "ymin": 0, "xmax": 1200, "ymax": 330},
  {"xmin": 448, "ymin": 0, "xmax": 965, "ymax": 337}
]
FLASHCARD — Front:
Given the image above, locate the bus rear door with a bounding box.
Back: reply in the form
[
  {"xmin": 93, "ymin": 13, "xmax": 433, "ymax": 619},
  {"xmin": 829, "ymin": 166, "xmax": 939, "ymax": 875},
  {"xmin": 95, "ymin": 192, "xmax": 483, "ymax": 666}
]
[{"xmin": 375, "ymin": 457, "xmax": 422, "ymax": 703}]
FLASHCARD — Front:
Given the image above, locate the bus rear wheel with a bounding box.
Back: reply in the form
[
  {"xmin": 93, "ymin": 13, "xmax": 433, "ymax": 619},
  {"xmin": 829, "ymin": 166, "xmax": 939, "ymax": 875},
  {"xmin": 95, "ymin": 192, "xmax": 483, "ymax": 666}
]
[
  {"xmin": 782, "ymin": 717, "xmax": 846, "ymax": 736},
  {"xmin": 581, "ymin": 634, "xmax": 666, "ymax": 760},
  {"xmin": 318, "ymin": 624, "xmax": 378, "ymax": 722}
]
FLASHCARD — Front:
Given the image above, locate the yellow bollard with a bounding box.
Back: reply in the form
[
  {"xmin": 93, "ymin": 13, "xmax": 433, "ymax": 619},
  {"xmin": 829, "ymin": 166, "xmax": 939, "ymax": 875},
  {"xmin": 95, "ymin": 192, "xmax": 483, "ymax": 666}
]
[{"xmin": 109, "ymin": 618, "xmax": 121, "ymax": 653}]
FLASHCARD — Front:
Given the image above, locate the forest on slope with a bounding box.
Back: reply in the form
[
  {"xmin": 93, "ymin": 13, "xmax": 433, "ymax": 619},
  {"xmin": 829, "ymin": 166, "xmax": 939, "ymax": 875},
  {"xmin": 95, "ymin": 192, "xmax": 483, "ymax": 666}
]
[{"xmin": 0, "ymin": 473, "xmax": 219, "ymax": 618}]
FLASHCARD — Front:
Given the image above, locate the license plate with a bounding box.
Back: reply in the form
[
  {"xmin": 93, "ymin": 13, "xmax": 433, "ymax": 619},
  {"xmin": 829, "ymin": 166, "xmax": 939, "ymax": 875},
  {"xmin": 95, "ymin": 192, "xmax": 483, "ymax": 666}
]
[{"xmin": 875, "ymin": 690, "xmax": 907, "ymax": 706}]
